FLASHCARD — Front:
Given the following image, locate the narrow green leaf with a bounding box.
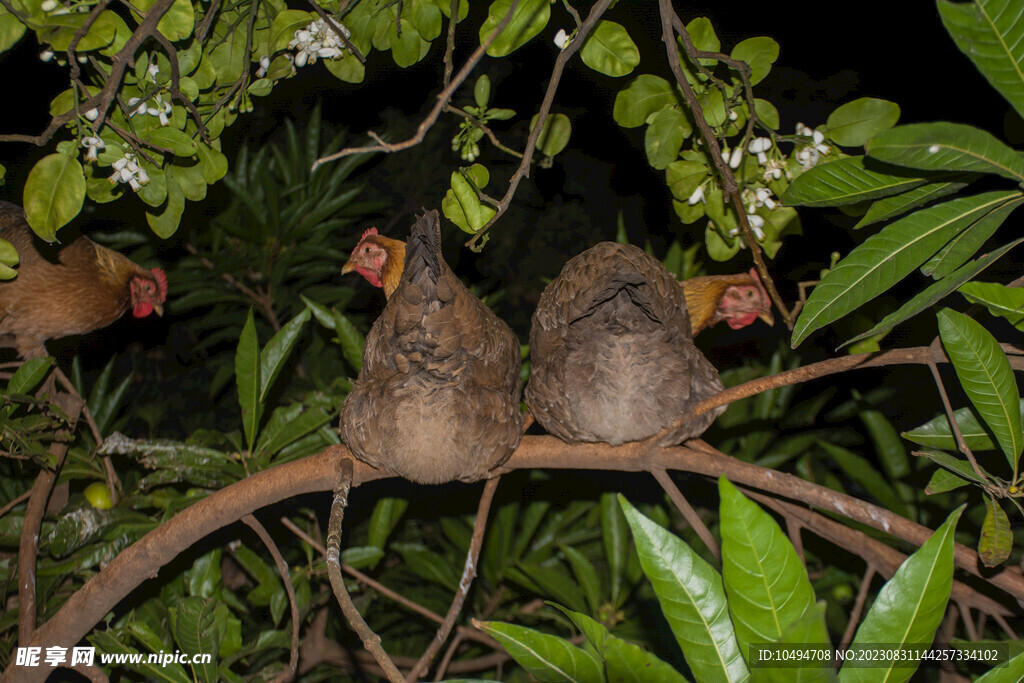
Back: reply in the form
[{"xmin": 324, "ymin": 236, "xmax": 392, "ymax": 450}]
[
  {"xmin": 913, "ymin": 449, "xmax": 994, "ymax": 487},
  {"xmin": 839, "ymin": 238, "xmax": 1024, "ymax": 349},
  {"xmin": 866, "ymin": 122, "xmax": 1024, "ymax": 181},
  {"xmin": 620, "ymin": 496, "xmax": 748, "ymax": 682},
  {"xmin": 171, "ymin": 597, "xmax": 221, "ymax": 682},
  {"xmin": 560, "ymin": 545, "xmax": 602, "ymax": 615},
  {"xmin": 600, "ymin": 492, "xmax": 628, "ymax": 606},
  {"xmin": 859, "ymin": 407, "xmax": 910, "ymax": 479},
  {"xmin": 330, "ymin": 310, "xmax": 365, "ymax": 373},
  {"xmin": 235, "ymin": 310, "xmax": 261, "ymax": 452},
  {"xmin": 749, "ymin": 602, "xmax": 833, "ymax": 682},
  {"xmin": 979, "ymin": 496, "xmax": 1012, "ymax": 567},
  {"xmin": 782, "ymin": 156, "xmax": 931, "ymax": 207},
  {"xmin": 793, "ymin": 191, "xmax": 1018, "ymax": 346},
  {"xmin": 924, "ymin": 468, "xmax": 969, "ymax": 495},
  {"xmin": 839, "ymin": 506, "xmax": 963, "ymax": 683},
  {"xmin": 975, "ymin": 649, "xmax": 1024, "ymax": 681},
  {"xmin": 550, "ymin": 605, "xmax": 610, "ymax": 657},
  {"xmin": 854, "ymin": 175, "xmax": 975, "ymax": 229},
  {"xmin": 255, "ymin": 405, "xmax": 329, "ymax": 458},
  {"xmin": 580, "ymin": 20, "xmax": 639, "ymax": 77},
  {"xmin": 719, "ymin": 479, "xmax": 815, "ymax": 658},
  {"xmin": 258, "ymin": 308, "xmax": 310, "ymax": 403},
  {"xmin": 938, "ymin": 308, "xmax": 1023, "ymax": 471},
  {"xmin": 922, "ymin": 197, "xmax": 1022, "ymax": 278},
  {"xmin": 368, "ymin": 497, "xmax": 408, "ymax": 549},
  {"xmin": 937, "ymin": 0, "xmax": 1024, "ymax": 120},
  {"xmin": 477, "ymin": 620, "xmax": 604, "ymax": 683},
  {"xmin": 960, "ymin": 280, "xmax": 1024, "ymax": 330},
  {"xmin": 8, "ymin": 358, "xmax": 53, "ymax": 396},
  {"xmin": 826, "ymin": 98, "xmax": 901, "ymax": 147},
  {"xmin": 604, "ymin": 633, "xmax": 688, "ymax": 682}
]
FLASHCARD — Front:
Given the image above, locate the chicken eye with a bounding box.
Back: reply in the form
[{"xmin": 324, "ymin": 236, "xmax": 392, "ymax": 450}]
[{"xmin": 746, "ymin": 290, "xmax": 755, "ymax": 298}]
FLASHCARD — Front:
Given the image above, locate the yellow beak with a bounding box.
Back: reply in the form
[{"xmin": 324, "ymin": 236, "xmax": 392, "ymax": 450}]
[
  {"xmin": 341, "ymin": 260, "xmax": 357, "ymax": 276},
  {"xmin": 153, "ymin": 303, "xmax": 164, "ymax": 317},
  {"xmin": 759, "ymin": 309, "xmax": 774, "ymax": 327}
]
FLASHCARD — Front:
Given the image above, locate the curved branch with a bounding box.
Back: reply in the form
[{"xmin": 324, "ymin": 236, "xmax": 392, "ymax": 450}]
[{"xmin": 243, "ymin": 515, "xmax": 299, "ymax": 683}]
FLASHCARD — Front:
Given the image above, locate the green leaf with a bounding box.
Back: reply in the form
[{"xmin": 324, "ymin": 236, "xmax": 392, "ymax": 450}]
[
  {"xmin": 619, "ymin": 496, "xmax": 748, "ymax": 682},
  {"xmin": 531, "ymin": 113, "xmax": 572, "ymax": 157},
  {"xmin": 477, "ymin": 621, "xmax": 604, "ymax": 683},
  {"xmin": 254, "ymin": 404, "xmax": 329, "ymax": 458},
  {"xmin": 0, "ymin": 7, "xmax": 27, "ymax": 54},
  {"xmin": 551, "ymin": 605, "xmax": 610, "ymax": 657},
  {"xmin": 187, "ymin": 549, "xmax": 221, "ymax": 599},
  {"xmin": 145, "ymin": 169, "xmax": 185, "ymax": 238},
  {"xmin": 145, "ymin": 128, "xmax": 197, "ymax": 157},
  {"xmin": 979, "ymin": 496, "xmax": 1012, "ymax": 567},
  {"xmin": 782, "ymin": 156, "xmax": 932, "ymax": 207},
  {"xmin": 749, "ymin": 603, "xmax": 833, "ymax": 681},
  {"xmin": 818, "ymin": 441, "xmax": 909, "ymax": 517},
  {"xmin": 854, "ymin": 175, "xmax": 976, "ymax": 229},
  {"xmin": 924, "ymin": 468, "xmax": 969, "ymax": 495},
  {"xmin": 330, "ymin": 310, "xmax": 364, "ymax": 373},
  {"xmin": 866, "ymin": 122, "xmax": 1024, "ymax": 182},
  {"xmin": 324, "ymin": 52, "xmax": 366, "ymax": 83},
  {"xmin": 914, "ymin": 448, "xmax": 994, "ymax": 487},
  {"xmin": 922, "ymin": 196, "xmax": 1022, "ymax": 278},
  {"xmin": 604, "ymin": 633, "xmax": 688, "ymax": 682},
  {"xmin": 840, "ymin": 237, "xmax": 1024, "ymax": 349},
  {"xmin": 826, "ymin": 98, "xmax": 901, "ymax": 147},
  {"xmin": 730, "ymin": 36, "xmax": 779, "ymax": 85},
  {"xmin": 236, "ymin": 310, "xmax": 261, "ymax": 452},
  {"xmin": 719, "ymin": 479, "xmax": 815, "ymax": 658},
  {"xmin": 480, "ymin": 0, "xmax": 549, "ymax": 57},
  {"xmin": 644, "ymin": 107, "xmax": 687, "ymax": 170},
  {"xmin": 9, "ymin": 358, "xmax": 53, "ymax": 396},
  {"xmin": 90, "ymin": 630, "xmax": 191, "ymax": 683},
  {"xmin": 560, "ymin": 545, "xmax": 602, "ymax": 614},
  {"xmin": 938, "ymin": 308, "xmax": 1023, "ymax": 471},
  {"xmin": 613, "ymin": 75, "xmax": 676, "ymax": 128},
  {"xmin": 442, "ymin": 165, "xmax": 496, "ymax": 233},
  {"xmin": 133, "ymin": 0, "xmax": 193, "ymax": 41},
  {"xmin": 839, "ymin": 506, "xmax": 963, "ymax": 683},
  {"xmin": 791, "ymin": 190, "xmax": 1019, "ymax": 346},
  {"xmin": 474, "ymin": 74, "xmax": 491, "ymax": 109},
  {"xmin": 258, "ymin": 308, "xmax": 310, "ymax": 403},
  {"xmin": 937, "ymin": 0, "xmax": 1024, "ymax": 121},
  {"xmin": 368, "ymin": 497, "xmax": 408, "ymax": 549},
  {"xmin": 976, "ymin": 649, "xmax": 1024, "ymax": 681},
  {"xmin": 389, "ymin": 19, "xmax": 421, "ymax": 68},
  {"xmin": 23, "ymin": 153, "xmax": 86, "ymax": 242},
  {"xmin": 960, "ymin": 280, "xmax": 1024, "ymax": 330},
  {"xmin": 580, "ymin": 20, "xmax": 639, "ymax": 77},
  {"xmin": 600, "ymin": 492, "xmax": 628, "ymax": 606},
  {"xmin": 172, "ymin": 598, "xmax": 221, "ymax": 681},
  {"xmin": 269, "ymin": 9, "xmax": 312, "ymax": 53}
]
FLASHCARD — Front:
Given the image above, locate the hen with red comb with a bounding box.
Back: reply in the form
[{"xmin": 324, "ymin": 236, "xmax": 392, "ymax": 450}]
[{"xmin": 0, "ymin": 201, "xmax": 168, "ymax": 359}]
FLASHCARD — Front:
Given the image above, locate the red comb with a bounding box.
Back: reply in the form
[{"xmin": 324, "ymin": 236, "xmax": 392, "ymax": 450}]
[
  {"xmin": 151, "ymin": 268, "xmax": 168, "ymax": 301},
  {"xmin": 360, "ymin": 227, "xmax": 379, "ymax": 241}
]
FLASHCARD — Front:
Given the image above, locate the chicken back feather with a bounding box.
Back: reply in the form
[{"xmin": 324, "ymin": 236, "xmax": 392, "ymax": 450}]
[
  {"xmin": 526, "ymin": 242, "xmax": 726, "ymax": 446},
  {"xmin": 339, "ymin": 210, "xmax": 523, "ymax": 484}
]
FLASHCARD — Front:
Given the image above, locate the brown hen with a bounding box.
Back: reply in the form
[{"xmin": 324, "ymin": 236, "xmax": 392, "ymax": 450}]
[
  {"xmin": 526, "ymin": 242, "xmax": 771, "ymax": 447},
  {"xmin": 0, "ymin": 202, "xmax": 167, "ymax": 359},
  {"xmin": 339, "ymin": 210, "xmax": 523, "ymax": 484}
]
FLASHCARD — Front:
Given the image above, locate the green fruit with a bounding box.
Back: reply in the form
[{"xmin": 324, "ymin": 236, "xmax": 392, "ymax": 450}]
[{"xmin": 84, "ymin": 482, "xmax": 114, "ymax": 509}]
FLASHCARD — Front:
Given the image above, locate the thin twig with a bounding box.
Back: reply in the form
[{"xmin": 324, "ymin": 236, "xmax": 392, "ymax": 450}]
[
  {"xmin": 466, "ymin": 0, "xmax": 616, "ymax": 251},
  {"xmin": 312, "ymin": 0, "xmax": 523, "ymax": 170},
  {"xmin": 926, "ymin": 342, "xmax": 992, "ymax": 486},
  {"xmin": 406, "ymin": 475, "xmax": 502, "ymax": 681},
  {"xmin": 651, "ymin": 467, "xmax": 719, "ymax": 561},
  {"xmin": 841, "ymin": 565, "xmax": 876, "ymax": 647},
  {"xmin": 150, "ymin": 32, "xmax": 210, "ymax": 142},
  {"xmin": 658, "ymin": 1, "xmax": 793, "ymax": 328},
  {"xmin": 958, "ymin": 601, "xmax": 979, "ymax": 641},
  {"xmin": 325, "ymin": 458, "xmax": 403, "ymax": 682},
  {"xmin": 243, "ymin": 514, "xmax": 299, "ymax": 683},
  {"xmin": 51, "ymin": 365, "xmax": 120, "ymax": 499},
  {"xmin": 433, "ymin": 631, "xmax": 465, "ymax": 682},
  {"xmin": 441, "ymin": 0, "xmax": 459, "ymax": 89},
  {"xmin": 0, "ymin": 489, "xmax": 31, "ymax": 519},
  {"xmin": 195, "ymin": 0, "xmax": 221, "ymax": 43}
]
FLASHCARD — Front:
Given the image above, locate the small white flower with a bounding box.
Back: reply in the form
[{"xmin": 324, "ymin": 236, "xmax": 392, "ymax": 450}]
[
  {"xmin": 728, "ymin": 110, "xmax": 738, "ymax": 121},
  {"xmin": 754, "ymin": 187, "xmax": 776, "ymax": 210},
  {"xmin": 553, "ymin": 28, "xmax": 570, "ymax": 49},
  {"xmin": 77, "ymin": 55, "xmax": 87, "ymax": 64},
  {"xmin": 294, "ymin": 50, "xmax": 309, "ymax": 68},
  {"xmin": 147, "ymin": 63, "xmax": 160, "ymax": 80},
  {"xmin": 928, "ymin": 144, "xmax": 940, "ymax": 153},
  {"xmin": 81, "ymin": 136, "xmax": 104, "ymax": 161},
  {"xmin": 40, "ymin": 49, "xmax": 54, "ymax": 62},
  {"xmin": 40, "ymin": 0, "xmax": 57, "ymax": 11},
  {"xmin": 749, "ymin": 137, "xmax": 772, "ymax": 165},
  {"xmin": 84, "ymin": 108, "xmax": 99, "ymax": 121},
  {"xmin": 797, "ymin": 146, "xmax": 820, "ymax": 170},
  {"xmin": 256, "ymin": 55, "xmax": 270, "ymax": 78},
  {"xmin": 729, "ymin": 148, "xmax": 743, "ymax": 169},
  {"xmin": 687, "ymin": 186, "xmax": 705, "ymax": 205}
]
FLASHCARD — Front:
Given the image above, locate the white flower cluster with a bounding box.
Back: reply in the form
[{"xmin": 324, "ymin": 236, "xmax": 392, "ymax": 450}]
[
  {"xmin": 289, "ymin": 18, "xmax": 351, "ymax": 68},
  {"xmin": 794, "ymin": 121, "xmax": 829, "ymax": 169},
  {"xmin": 108, "ymin": 152, "xmax": 150, "ymax": 191},
  {"xmin": 128, "ymin": 94, "xmax": 172, "ymax": 126}
]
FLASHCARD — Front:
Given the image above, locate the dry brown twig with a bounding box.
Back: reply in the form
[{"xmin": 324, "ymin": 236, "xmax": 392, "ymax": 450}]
[
  {"xmin": 652, "ymin": 467, "xmax": 720, "ymax": 561},
  {"xmin": 243, "ymin": 514, "xmax": 300, "ymax": 683},
  {"xmin": 406, "ymin": 475, "xmax": 502, "ymax": 681}
]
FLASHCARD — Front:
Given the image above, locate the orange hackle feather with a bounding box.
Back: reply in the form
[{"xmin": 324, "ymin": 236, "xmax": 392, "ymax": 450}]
[
  {"xmin": 682, "ymin": 268, "xmax": 773, "ymax": 336},
  {"xmin": 341, "ymin": 227, "xmax": 407, "ymax": 299}
]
